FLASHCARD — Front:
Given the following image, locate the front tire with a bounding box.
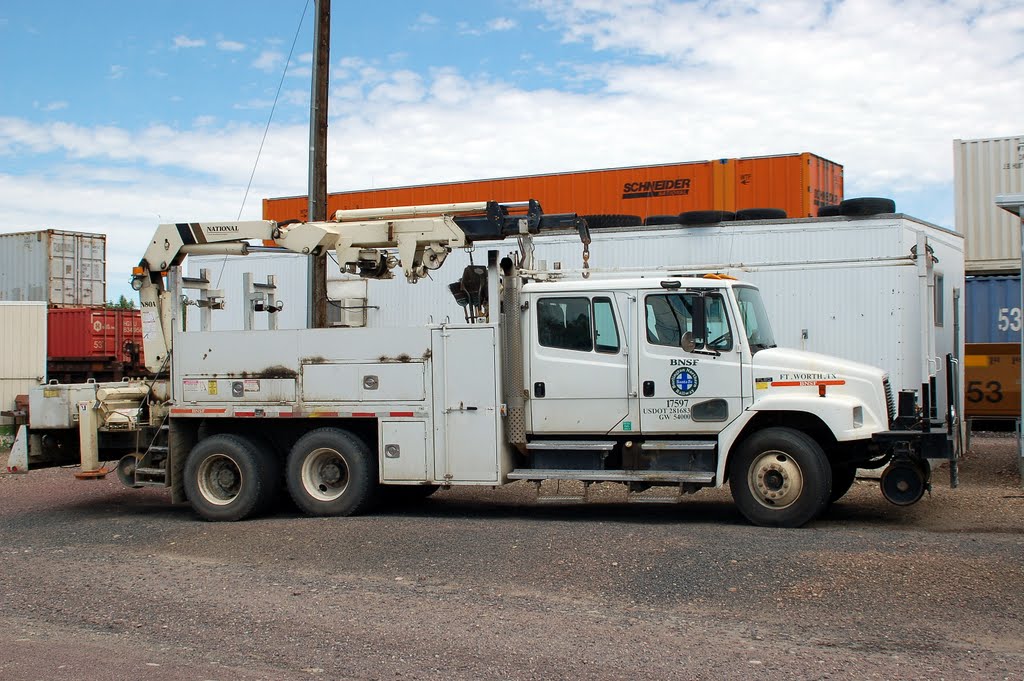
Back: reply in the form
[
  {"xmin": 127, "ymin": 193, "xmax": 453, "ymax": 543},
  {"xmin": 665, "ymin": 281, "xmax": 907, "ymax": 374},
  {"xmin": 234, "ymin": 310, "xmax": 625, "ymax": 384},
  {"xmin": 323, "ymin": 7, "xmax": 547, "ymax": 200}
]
[
  {"xmin": 184, "ymin": 434, "xmax": 280, "ymax": 522},
  {"xmin": 286, "ymin": 428, "xmax": 376, "ymax": 516},
  {"xmin": 729, "ymin": 428, "xmax": 831, "ymax": 528},
  {"xmin": 829, "ymin": 463, "xmax": 857, "ymax": 504}
]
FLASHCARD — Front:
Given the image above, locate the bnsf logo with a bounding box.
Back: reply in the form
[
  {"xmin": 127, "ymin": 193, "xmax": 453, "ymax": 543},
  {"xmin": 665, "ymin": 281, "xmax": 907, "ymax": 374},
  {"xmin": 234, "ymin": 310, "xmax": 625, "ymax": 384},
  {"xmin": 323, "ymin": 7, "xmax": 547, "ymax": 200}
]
[{"xmin": 622, "ymin": 178, "xmax": 691, "ymax": 199}]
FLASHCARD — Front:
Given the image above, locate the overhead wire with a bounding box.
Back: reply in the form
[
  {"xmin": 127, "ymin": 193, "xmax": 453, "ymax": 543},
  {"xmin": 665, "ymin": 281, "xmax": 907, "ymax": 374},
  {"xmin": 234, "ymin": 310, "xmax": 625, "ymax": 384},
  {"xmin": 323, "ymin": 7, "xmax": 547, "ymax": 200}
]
[
  {"xmin": 236, "ymin": 0, "xmax": 312, "ymax": 222},
  {"xmin": 211, "ymin": 0, "xmax": 312, "ymax": 291}
]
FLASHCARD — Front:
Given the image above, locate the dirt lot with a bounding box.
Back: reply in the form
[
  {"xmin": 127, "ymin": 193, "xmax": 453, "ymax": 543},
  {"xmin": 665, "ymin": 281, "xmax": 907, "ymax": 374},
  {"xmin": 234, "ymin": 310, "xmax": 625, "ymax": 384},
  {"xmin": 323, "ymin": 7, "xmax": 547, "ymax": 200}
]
[{"xmin": 1, "ymin": 433, "xmax": 1022, "ymax": 680}]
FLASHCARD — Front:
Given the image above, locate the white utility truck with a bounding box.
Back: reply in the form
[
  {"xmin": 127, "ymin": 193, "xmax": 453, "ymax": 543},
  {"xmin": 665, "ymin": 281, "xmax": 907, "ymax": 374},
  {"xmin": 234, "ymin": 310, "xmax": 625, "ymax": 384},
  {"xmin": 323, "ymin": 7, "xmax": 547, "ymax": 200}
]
[{"xmin": 8, "ymin": 201, "xmax": 956, "ymax": 527}]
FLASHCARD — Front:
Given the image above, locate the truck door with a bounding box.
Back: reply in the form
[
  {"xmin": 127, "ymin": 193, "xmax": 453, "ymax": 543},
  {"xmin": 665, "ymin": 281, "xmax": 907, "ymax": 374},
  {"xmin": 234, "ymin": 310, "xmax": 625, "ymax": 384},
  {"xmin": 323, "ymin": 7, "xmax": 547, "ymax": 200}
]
[
  {"xmin": 637, "ymin": 289, "xmax": 744, "ymax": 434},
  {"xmin": 528, "ymin": 292, "xmax": 631, "ymax": 434}
]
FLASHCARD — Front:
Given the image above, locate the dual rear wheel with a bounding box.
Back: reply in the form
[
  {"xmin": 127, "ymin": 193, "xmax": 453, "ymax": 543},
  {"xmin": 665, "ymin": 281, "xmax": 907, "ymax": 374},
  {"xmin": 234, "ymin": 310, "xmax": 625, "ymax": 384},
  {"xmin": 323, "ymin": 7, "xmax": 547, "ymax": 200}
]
[{"xmin": 184, "ymin": 428, "xmax": 377, "ymax": 521}]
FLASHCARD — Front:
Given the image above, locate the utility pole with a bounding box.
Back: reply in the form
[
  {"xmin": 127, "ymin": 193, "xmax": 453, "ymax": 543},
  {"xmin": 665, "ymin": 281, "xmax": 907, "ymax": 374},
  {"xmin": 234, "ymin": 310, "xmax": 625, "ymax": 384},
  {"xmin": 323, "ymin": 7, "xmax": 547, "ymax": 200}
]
[{"xmin": 308, "ymin": 0, "xmax": 330, "ymax": 328}]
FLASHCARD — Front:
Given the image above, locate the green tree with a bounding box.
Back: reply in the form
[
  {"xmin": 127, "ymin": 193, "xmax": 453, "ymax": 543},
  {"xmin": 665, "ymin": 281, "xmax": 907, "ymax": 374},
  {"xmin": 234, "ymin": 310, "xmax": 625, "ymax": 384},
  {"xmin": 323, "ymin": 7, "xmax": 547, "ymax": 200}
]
[{"xmin": 107, "ymin": 295, "xmax": 137, "ymax": 309}]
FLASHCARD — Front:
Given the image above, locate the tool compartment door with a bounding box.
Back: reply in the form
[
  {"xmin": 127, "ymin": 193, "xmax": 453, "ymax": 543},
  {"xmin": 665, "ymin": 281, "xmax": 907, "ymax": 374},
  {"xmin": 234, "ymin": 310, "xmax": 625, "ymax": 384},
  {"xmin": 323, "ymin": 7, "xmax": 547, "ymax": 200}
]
[{"xmin": 431, "ymin": 326, "xmax": 501, "ymax": 483}]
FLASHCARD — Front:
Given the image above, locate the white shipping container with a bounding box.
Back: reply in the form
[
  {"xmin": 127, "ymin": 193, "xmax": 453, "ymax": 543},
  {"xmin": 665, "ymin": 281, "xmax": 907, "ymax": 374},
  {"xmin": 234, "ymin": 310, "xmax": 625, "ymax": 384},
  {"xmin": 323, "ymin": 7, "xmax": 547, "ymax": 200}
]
[
  {"xmin": 0, "ymin": 302, "xmax": 47, "ymax": 426},
  {"xmin": 954, "ymin": 136, "xmax": 1024, "ymax": 273},
  {"xmin": 187, "ymin": 216, "xmax": 964, "ymax": 416},
  {"xmin": 0, "ymin": 230, "xmax": 106, "ymax": 306}
]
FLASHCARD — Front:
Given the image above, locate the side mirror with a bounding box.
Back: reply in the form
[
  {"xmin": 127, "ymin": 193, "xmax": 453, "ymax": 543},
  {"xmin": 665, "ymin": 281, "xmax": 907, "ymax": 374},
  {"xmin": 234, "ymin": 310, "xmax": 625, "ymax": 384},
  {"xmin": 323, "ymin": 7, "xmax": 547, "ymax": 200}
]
[
  {"xmin": 680, "ymin": 331, "xmax": 696, "ymax": 353},
  {"xmin": 690, "ymin": 294, "xmax": 706, "ymax": 347}
]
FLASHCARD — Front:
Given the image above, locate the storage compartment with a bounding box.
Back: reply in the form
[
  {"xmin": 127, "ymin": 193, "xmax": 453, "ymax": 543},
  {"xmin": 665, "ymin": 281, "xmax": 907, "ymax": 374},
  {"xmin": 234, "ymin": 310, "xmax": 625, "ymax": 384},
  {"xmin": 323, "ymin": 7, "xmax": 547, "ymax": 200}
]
[{"xmin": 380, "ymin": 420, "xmax": 429, "ymax": 482}]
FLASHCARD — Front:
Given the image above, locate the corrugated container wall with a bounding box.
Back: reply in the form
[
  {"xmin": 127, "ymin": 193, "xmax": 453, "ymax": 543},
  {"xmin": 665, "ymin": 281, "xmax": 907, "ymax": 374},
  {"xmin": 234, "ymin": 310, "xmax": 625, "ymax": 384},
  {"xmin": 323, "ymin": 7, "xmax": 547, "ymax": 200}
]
[
  {"xmin": 964, "ymin": 343, "xmax": 1020, "ymax": 418},
  {"xmin": 0, "ymin": 230, "xmax": 106, "ymax": 306},
  {"xmin": 263, "ymin": 153, "xmax": 843, "ymax": 223},
  {"xmin": 954, "ymin": 136, "xmax": 1024, "ymax": 273},
  {"xmin": 47, "ymin": 308, "xmax": 143, "ymax": 362},
  {"xmin": 0, "ymin": 302, "xmax": 47, "ymax": 425},
  {"xmin": 966, "ymin": 275, "xmax": 1022, "ymax": 342}
]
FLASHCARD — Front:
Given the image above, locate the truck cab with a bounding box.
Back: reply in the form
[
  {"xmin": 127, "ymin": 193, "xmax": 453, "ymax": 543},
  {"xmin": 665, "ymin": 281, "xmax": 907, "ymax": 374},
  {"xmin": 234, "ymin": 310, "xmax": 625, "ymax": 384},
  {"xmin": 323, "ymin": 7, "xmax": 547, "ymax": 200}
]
[{"xmin": 510, "ymin": 274, "xmax": 928, "ymax": 526}]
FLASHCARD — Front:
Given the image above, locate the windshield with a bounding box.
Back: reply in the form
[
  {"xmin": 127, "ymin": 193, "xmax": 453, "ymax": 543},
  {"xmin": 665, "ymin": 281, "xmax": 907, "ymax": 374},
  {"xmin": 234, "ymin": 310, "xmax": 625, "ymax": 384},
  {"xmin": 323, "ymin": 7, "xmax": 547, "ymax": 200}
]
[{"xmin": 734, "ymin": 286, "xmax": 777, "ymax": 353}]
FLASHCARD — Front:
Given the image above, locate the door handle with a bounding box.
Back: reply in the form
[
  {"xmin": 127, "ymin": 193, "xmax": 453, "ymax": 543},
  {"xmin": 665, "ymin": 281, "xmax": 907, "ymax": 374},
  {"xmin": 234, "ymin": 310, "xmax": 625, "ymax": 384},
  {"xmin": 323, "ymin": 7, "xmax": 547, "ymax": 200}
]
[
  {"xmin": 643, "ymin": 380, "xmax": 655, "ymax": 397},
  {"xmin": 534, "ymin": 382, "xmax": 546, "ymax": 398}
]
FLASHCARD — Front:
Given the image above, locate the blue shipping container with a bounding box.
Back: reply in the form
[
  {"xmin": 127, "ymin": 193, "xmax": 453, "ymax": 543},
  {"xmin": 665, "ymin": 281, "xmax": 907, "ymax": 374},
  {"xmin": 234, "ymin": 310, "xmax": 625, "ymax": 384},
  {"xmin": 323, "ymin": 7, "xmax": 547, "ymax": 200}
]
[{"xmin": 966, "ymin": 275, "xmax": 1022, "ymax": 343}]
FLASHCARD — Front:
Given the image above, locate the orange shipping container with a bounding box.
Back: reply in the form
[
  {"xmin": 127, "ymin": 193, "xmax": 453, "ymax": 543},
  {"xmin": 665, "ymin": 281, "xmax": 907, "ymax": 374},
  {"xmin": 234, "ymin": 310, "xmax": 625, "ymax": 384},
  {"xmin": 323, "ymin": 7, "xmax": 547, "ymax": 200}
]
[
  {"xmin": 964, "ymin": 342, "xmax": 1021, "ymax": 418},
  {"xmin": 263, "ymin": 152, "xmax": 843, "ymax": 223}
]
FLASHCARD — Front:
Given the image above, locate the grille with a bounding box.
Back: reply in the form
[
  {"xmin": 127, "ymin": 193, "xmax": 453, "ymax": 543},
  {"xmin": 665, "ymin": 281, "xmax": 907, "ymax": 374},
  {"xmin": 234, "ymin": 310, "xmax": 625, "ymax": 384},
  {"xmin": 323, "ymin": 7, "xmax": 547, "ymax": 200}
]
[{"xmin": 883, "ymin": 377, "xmax": 896, "ymax": 427}]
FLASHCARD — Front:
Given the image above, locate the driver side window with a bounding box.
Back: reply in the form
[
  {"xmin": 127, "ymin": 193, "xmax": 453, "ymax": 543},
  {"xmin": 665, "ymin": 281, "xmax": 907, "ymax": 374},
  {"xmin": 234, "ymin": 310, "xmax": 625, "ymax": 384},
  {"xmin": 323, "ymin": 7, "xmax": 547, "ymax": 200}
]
[{"xmin": 645, "ymin": 293, "xmax": 732, "ymax": 351}]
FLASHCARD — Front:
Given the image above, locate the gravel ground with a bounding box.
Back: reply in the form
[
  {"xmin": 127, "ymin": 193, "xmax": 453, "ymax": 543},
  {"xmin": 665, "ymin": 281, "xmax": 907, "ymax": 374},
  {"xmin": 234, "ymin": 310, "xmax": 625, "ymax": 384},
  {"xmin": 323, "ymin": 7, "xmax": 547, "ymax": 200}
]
[{"xmin": 0, "ymin": 433, "xmax": 1022, "ymax": 680}]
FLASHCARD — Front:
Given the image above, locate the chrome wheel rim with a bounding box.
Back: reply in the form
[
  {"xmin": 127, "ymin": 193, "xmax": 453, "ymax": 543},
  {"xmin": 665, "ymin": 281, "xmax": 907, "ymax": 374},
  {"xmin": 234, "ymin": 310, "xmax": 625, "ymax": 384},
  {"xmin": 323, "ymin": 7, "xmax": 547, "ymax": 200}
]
[
  {"xmin": 748, "ymin": 450, "xmax": 803, "ymax": 510},
  {"xmin": 301, "ymin": 448, "xmax": 349, "ymax": 501}
]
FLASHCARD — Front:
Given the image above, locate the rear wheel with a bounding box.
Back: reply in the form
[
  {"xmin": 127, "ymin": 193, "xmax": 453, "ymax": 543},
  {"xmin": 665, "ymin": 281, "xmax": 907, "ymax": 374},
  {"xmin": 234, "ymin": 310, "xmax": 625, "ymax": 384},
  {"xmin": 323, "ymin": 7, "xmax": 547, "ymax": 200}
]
[
  {"xmin": 729, "ymin": 428, "xmax": 831, "ymax": 527},
  {"xmin": 286, "ymin": 428, "xmax": 376, "ymax": 516},
  {"xmin": 184, "ymin": 434, "xmax": 280, "ymax": 521}
]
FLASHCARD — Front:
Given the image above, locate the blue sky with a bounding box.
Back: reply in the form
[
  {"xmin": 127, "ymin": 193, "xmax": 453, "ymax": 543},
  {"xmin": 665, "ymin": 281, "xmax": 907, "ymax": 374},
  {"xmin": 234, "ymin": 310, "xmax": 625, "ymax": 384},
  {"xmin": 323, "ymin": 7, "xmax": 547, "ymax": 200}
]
[{"xmin": 2, "ymin": 0, "xmax": 1022, "ymax": 302}]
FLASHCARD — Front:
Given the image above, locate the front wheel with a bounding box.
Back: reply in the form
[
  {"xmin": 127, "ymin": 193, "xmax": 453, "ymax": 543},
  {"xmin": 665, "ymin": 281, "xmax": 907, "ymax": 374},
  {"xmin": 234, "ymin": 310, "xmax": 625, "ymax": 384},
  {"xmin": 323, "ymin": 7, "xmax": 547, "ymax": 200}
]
[
  {"xmin": 728, "ymin": 428, "xmax": 831, "ymax": 528},
  {"xmin": 829, "ymin": 463, "xmax": 857, "ymax": 504},
  {"xmin": 286, "ymin": 428, "xmax": 376, "ymax": 516}
]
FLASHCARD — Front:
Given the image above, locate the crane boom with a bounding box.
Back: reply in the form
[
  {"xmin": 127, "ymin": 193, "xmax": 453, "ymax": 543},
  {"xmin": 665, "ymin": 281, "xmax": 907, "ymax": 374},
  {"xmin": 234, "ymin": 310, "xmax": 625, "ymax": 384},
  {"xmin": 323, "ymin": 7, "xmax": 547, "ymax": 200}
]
[{"xmin": 133, "ymin": 200, "xmax": 586, "ymax": 373}]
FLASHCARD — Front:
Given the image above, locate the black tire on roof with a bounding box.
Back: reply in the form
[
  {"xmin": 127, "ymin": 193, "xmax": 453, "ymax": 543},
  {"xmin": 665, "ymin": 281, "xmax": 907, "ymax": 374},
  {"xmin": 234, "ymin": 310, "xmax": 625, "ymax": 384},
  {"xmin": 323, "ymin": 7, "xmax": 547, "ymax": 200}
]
[
  {"xmin": 817, "ymin": 204, "xmax": 842, "ymax": 217},
  {"xmin": 581, "ymin": 214, "xmax": 643, "ymax": 229},
  {"xmin": 839, "ymin": 197, "xmax": 896, "ymax": 216},
  {"xmin": 644, "ymin": 214, "xmax": 682, "ymax": 226},
  {"xmin": 735, "ymin": 208, "xmax": 788, "ymax": 220},
  {"xmin": 678, "ymin": 210, "xmax": 736, "ymax": 225}
]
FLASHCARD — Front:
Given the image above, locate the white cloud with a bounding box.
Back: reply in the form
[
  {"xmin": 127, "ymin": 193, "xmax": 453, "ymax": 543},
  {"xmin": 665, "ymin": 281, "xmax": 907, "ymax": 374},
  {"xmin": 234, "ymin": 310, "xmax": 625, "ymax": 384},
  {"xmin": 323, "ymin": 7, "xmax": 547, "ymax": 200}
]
[
  {"xmin": 460, "ymin": 16, "xmax": 519, "ymax": 35},
  {"xmin": 253, "ymin": 50, "xmax": 284, "ymax": 72},
  {"xmin": 487, "ymin": 17, "xmax": 518, "ymax": 31},
  {"xmin": 216, "ymin": 39, "xmax": 246, "ymax": 52},
  {"xmin": 368, "ymin": 71, "xmax": 425, "ymax": 104},
  {"xmin": 40, "ymin": 101, "xmax": 68, "ymax": 112},
  {"xmin": 4, "ymin": 0, "xmax": 1023, "ymax": 293},
  {"xmin": 411, "ymin": 13, "xmax": 440, "ymax": 31},
  {"xmin": 172, "ymin": 35, "xmax": 206, "ymax": 49},
  {"xmin": 109, "ymin": 64, "xmax": 126, "ymax": 80}
]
